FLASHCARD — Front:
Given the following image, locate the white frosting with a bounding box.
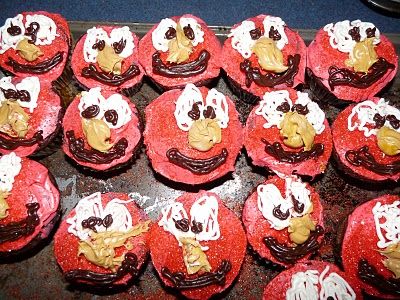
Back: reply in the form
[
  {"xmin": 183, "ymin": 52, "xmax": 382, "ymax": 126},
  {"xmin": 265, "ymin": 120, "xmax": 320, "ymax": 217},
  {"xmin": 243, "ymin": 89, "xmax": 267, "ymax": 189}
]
[
  {"xmin": 151, "ymin": 17, "xmax": 204, "ymax": 52},
  {"xmin": 78, "ymin": 87, "xmax": 132, "ymax": 129},
  {"xmin": 174, "ymin": 84, "xmax": 229, "ymax": 131},
  {"xmin": 373, "ymin": 200, "xmax": 400, "ymax": 249},
  {"xmin": 286, "ymin": 270, "xmax": 319, "ymax": 300},
  {"xmin": 0, "ymin": 14, "xmax": 25, "ymax": 54},
  {"xmin": 83, "ymin": 26, "xmax": 135, "ymax": 63},
  {"xmin": 228, "ymin": 16, "xmax": 288, "ymax": 59},
  {"xmin": 348, "ymin": 99, "xmax": 400, "ymax": 137},
  {"xmin": 257, "ymin": 176, "xmax": 312, "ymax": 230},
  {"xmin": 0, "ymin": 152, "xmax": 22, "ymax": 193},
  {"xmin": 256, "ymin": 90, "xmax": 325, "ymax": 134},
  {"xmin": 0, "ymin": 76, "xmax": 40, "ymax": 113},
  {"xmin": 323, "ymin": 20, "xmax": 380, "ymax": 53},
  {"xmin": 66, "ymin": 192, "xmax": 135, "ymax": 241},
  {"xmin": 319, "ymin": 266, "xmax": 356, "ymax": 300}
]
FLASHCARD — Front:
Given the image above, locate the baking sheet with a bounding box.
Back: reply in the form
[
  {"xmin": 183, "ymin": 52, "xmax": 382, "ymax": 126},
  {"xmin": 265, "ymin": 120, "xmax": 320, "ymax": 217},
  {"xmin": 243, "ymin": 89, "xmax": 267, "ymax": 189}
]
[{"xmin": 0, "ymin": 21, "xmax": 399, "ymax": 300}]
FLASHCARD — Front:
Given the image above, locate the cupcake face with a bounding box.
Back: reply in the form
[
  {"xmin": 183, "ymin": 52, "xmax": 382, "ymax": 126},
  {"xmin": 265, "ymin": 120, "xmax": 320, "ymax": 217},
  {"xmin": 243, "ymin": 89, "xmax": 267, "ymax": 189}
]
[
  {"xmin": 0, "ymin": 12, "xmax": 71, "ymax": 81},
  {"xmin": 0, "ymin": 76, "xmax": 62, "ymax": 156}
]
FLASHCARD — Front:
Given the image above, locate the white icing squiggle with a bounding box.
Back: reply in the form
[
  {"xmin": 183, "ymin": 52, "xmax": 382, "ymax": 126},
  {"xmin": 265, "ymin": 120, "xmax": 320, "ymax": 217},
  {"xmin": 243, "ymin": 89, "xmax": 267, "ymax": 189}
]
[
  {"xmin": 25, "ymin": 14, "xmax": 58, "ymax": 46},
  {"xmin": 0, "ymin": 152, "xmax": 22, "ymax": 193},
  {"xmin": 373, "ymin": 200, "xmax": 400, "ymax": 249},
  {"xmin": 295, "ymin": 91, "xmax": 325, "ymax": 135},
  {"xmin": 319, "ymin": 266, "xmax": 356, "ymax": 300},
  {"xmin": 286, "ymin": 269, "xmax": 319, "ymax": 300}
]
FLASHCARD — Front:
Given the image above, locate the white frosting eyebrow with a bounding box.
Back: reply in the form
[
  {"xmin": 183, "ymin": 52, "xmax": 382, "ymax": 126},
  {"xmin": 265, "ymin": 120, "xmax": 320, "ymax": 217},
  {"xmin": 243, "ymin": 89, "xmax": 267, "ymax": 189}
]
[
  {"xmin": 373, "ymin": 200, "xmax": 400, "ymax": 249},
  {"xmin": 286, "ymin": 269, "xmax": 319, "ymax": 300},
  {"xmin": 0, "ymin": 152, "xmax": 22, "ymax": 193},
  {"xmin": 319, "ymin": 266, "xmax": 356, "ymax": 300}
]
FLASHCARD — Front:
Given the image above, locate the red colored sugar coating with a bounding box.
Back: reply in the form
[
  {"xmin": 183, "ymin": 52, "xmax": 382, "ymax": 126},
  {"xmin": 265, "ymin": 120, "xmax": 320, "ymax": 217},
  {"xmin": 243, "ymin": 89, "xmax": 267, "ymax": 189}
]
[
  {"xmin": 149, "ymin": 190, "xmax": 247, "ymax": 300},
  {"xmin": 342, "ymin": 194, "xmax": 399, "ymax": 299},
  {"xmin": 138, "ymin": 14, "xmax": 222, "ymax": 89},
  {"xmin": 242, "ymin": 176, "xmax": 324, "ymax": 267},
  {"xmin": 62, "ymin": 89, "xmax": 141, "ymax": 171},
  {"xmin": 0, "ymin": 158, "xmax": 60, "ymax": 253},
  {"xmin": 263, "ymin": 260, "xmax": 361, "ymax": 300},
  {"xmin": 307, "ymin": 27, "xmax": 398, "ymax": 102},
  {"xmin": 222, "ymin": 15, "xmax": 306, "ymax": 96},
  {"xmin": 0, "ymin": 11, "xmax": 71, "ymax": 82},
  {"xmin": 71, "ymin": 26, "xmax": 144, "ymax": 91},
  {"xmin": 332, "ymin": 99, "xmax": 400, "ymax": 182},
  {"xmin": 0, "ymin": 78, "xmax": 62, "ymax": 157},
  {"xmin": 54, "ymin": 192, "xmax": 149, "ymax": 287},
  {"xmin": 144, "ymin": 86, "xmax": 243, "ymax": 185},
  {"xmin": 244, "ymin": 88, "xmax": 332, "ymax": 178}
]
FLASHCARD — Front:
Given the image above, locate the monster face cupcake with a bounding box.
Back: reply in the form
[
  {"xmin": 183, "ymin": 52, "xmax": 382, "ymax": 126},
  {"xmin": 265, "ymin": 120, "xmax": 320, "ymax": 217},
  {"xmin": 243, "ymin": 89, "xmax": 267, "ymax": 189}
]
[
  {"xmin": 244, "ymin": 88, "xmax": 332, "ymax": 178},
  {"xmin": 71, "ymin": 26, "xmax": 144, "ymax": 95},
  {"xmin": 307, "ymin": 20, "xmax": 398, "ymax": 104},
  {"xmin": 144, "ymin": 83, "xmax": 243, "ymax": 185},
  {"xmin": 332, "ymin": 98, "xmax": 400, "ymax": 182},
  {"xmin": 0, "ymin": 76, "xmax": 62, "ymax": 157},
  {"xmin": 54, "ymin": 192, "xmax": 150, "ymax": 287},
  {"xmin": 222, "ymin": 15, "xmax": 306, "ymax": 104},
  {"xmin": 0, "ymin": 11, "xmax": 71, "ymax": 81},
  {"xmin": 0, "ymin": 152, "xmax": 60, "ymax": 258},
  {"xmin": 139, "ymin": 14, "xmax": 222, "ymax": 90},
  {"xmin": 62, "ymin": 87, "xmax": 142, "ymax": 171},
  {"xmin": 149, "ymin": 191, "xmax": 247, "ymax": 299}
]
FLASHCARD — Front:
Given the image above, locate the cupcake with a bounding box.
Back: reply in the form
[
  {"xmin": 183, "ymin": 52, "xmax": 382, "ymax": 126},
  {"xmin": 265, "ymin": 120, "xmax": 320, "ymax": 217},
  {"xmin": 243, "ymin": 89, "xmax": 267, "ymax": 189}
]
[
  {"xmin": 0, "ymin": 76, "xmax": 63, "ymax": 157},
  {"xmin": 144, "ymin": 83, "xmax": 243, "ymax": 185},
  {"xmin": 243, "ymin": 175, "xmax": 324, "ymax": 266},
  {"xmin": 62, "ymin": 87, "xmax": 142, "ymax": 171},
  {"xmin": 138, "ymin": 14, "xmax": 221, "ymax": 90},
  {"xmin": 342, "ymin": 195, "xmax": 400, "ymax": 298},
  {"xmin": 307, "ymin": 20, "xmax": 398, "ymax": 104},
  {"xmin": 263, "ymin": 260, "xmax": 360, "ymax": 299},
  {"xmin": 332, "ymin": 97, "xmax": 400, "ymax": 182},
  {"xmin": 54, "ymin": 192, "xmax": 150, "ymax": 287},
  {"xmin": 244, "ymin": 88, "xmax": 332, "ymax": 178},
  {"xmin": 0, "ymin": 152, "xmax": 60, "ymax": 258},
  {"xmin": 149, "ymin": 191, "xmax": 246, "ymax": 299},
  {"xmin": 0, "ymin": 11, "xmax": 71, "ymax": 82},
  {"xmin": 222, "ymin": 15, "xmax": 306, "ymax": 104},
  {"xmin": 71, "ymin": 25, "xmax": 144, "ymax": 95}
]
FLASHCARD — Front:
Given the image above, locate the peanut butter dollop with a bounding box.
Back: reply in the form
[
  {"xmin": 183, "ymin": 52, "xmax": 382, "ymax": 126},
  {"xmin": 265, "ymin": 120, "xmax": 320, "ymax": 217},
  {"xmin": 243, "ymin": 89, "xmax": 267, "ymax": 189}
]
[
  {"xmin": 97, "ymin": 44, "xmax": 122, "ymax": 74},
  {"xmin": 0, "ymin": 191, "xmax": 10, "ymax": 220},
  {"xmin": 251, "ymin": 37, "xmax": 288, "ymax": 73},
  {"xmin": 288, "ymin": 211, "xmax": 316, "ymax": 245},
  {"xmin": 0, "ymin": 101, "xmax": 30, "ymax": 138},
  {"xmin": 180, "ymin": 237, "xmax": 212, "ymax": 275},
  {"xmin": 345, "ymin": 38, "xmax": 378, "ymax": 73},
  {"xmin": 188, "ymin": 118, "xmax": 221, "ymax": 151},
  {"xmin": 81, "ymin": 118, "xmax": 114, "ymax": 152},
  {"xmin": 280, "ymin": 112, "xmax": 315, "ymax": 151},
  {"xmin": 167, "ymin": 23, "xmax": 193, "ymax": 64},
  {"xmin": 377, "ymin": 126, "xmax": 400, "ymax": 156},
  {"xmin": 16, "ymin": 38, "xmax": 43, "ymax": 62},
  {"xmin": 379, "ymin": 243, "xmax": 400, "ymax": 279}
]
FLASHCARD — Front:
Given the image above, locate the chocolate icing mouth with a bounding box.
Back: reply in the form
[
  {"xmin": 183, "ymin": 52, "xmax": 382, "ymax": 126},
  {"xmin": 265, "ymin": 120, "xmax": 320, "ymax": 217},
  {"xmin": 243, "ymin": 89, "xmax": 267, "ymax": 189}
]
[
  {"xmin": 0, "ymin": 131, "xmax": 44, "ymax": 150},
  {"xmin": 81, "ymin": 63, "xmax": 141, "ymax": 86},
  {"xmin": 6, "ymin": 51, "xmax": 64, "ymax": 74},
  {"xmin": 152, "ymin": 49, "xmax": 210, "ymax": 78}
]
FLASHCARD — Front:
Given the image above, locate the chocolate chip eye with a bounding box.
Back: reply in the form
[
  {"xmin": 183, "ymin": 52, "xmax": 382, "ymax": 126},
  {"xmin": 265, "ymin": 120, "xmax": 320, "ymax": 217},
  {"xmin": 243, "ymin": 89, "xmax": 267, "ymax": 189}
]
[
  {"xmin": 373, "ymin": 113, "xmax": 385, "ymax": 129},
  {"xmin": 7, "ymin": 22, "xmax": 22, "ymax": 36},
  {"xmin": 188, "ymin": 102, "xmax": 201, "ymax": 120},
  {"xmin": 81, "ymin": 105, "xmax": 100, "ymax": 119},
  {"xmin": 386, "ymin": 115, "xmax": 400, "ymax": 129},
  {"xmin": 366, "ymin": 27, "xmax": 376, "ymax": 39},
  {"xmin": 174, "ymin": 218, "xmax": 190, "ymax": 232},
  {"xmin": 276, "ymin": 102, "xmax": 290, "ymax": 113},
  {"xmin": 268, "ymin": 26, "xmax": 281, "ymax": 41},
  {"xmin": 183, "ymin": 25, "xmax": 195, "ymax": 40},
  {"xmin": 349, "ymin": 27, "xmax": 361, "ymax": 42},
  {"xmin": 92, "ymin": 40, "xmax": 105, "ymax": 51},
  {"xmin": 191, "ymin": 220, "xmax": 203, "ymax": 234},
  {"xmin": 203, "ymin": 106, "xmax": 216, "ymax": 119},
  {"xmin": 249, "ymin": 27, "xmax": 262, "ymax": 40},
  {"xmin": 112, "ymin": 38, "xmax": 126, "ymax": 54},
  {"xmin": 165, "ymin": 27, "xmax": 176, "ymax": 40},
  {"xmin": 291, "ymin": 104, "xmax": 309, "ymax": 115},
  {"xmin": 104, "ymin": 109, "xmax": 118, "ymax": 126}
]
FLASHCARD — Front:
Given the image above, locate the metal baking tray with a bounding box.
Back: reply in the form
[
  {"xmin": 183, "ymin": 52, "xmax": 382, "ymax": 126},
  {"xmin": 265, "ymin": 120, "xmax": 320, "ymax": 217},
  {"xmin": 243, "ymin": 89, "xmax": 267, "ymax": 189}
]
[{"xmin": 0, "ymin": 21, "xmax": 399, "ymax": 299}]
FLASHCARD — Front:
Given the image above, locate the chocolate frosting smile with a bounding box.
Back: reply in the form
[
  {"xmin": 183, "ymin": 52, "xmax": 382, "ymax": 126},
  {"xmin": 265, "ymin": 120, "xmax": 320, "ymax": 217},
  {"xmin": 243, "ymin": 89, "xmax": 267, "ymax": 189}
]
[
  {"xmin": 0, "ymin": 131, "xmax": 44, "ymax": 150},
  {"xmin": 81, "ymin": 63, "xmax": 140, "ymax": 86},
  {"xmin": 6, "ymin": 51, "xmax": 64, "ymax": 74}
]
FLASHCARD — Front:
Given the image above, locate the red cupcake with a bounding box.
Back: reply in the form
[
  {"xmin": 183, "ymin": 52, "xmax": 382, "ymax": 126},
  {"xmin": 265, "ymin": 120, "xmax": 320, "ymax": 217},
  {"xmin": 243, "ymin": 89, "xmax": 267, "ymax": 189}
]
[
  {"xmin": 263, "ymin": 260, "xmax": 360, "ymax": 300},
  {"xmin": 62, "ymin": 87, "xmax": 142, "ymax": 171},
  {"xmin": 138, "ymin": 14, "xmax": 221, "ymax": 90},
  {"xmin": 54, "ymin": 192, "xmax": 150, "ymax": 287},
  {"xmin": 71, "ymin": 25, "xmax": 144, "ymax": 95},
  {"xmin": 0, "ymin": 152, "xmax": 60, "ymax": 258},
  {"xmin": 144, "ymin": 84, "xmax": 243, "ymax": 185},
  {"xmin": 149, "ymin": 190, "xmax": 246, "ymax": 299},
  {"xmin": 332, "ymin": 97, "xmax": 400, "ymax": 182},
  {"xmin": 243, "ymin": 175, "xmax": 324, "ymax": 267},
  {"xmin": 0, "ymin": 11, "xmax": 71, "ymax": 82},
  {"xmin": 307, "ymin": 20, "xmax": 398, "ymax": 103},
  {"xmin": 0, "ymin": 76, "xmax": 62, "ymax": 157},
  {"xmin": 342, "ymin": 195, "xmax": 400, "ymax": 298},
  {"xmin": 244, "ymin": 88, "xmax": 332, "ymax": 178},
  {"xmin": 222, "ymin": 15, "xmax": 306, "ymax": 104}
]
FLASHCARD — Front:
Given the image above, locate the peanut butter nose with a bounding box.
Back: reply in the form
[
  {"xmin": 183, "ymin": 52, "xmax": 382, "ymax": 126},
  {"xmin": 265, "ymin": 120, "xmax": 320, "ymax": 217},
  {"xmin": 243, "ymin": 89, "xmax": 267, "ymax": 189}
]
[
  {"xmin": 167, "ymin": 23, "xmax": 193, "ymax": 64},
  {"xmin": 0, "ymin": 101, "xmax": 30, "ymax": 138},
  {"xmin": 377, "ymin": 126, "xmax": 400, "ymax": 156},
  {"xmin": 280, "ymin": 111, "xmax": 315, "ymax": 151},
  {"xmin": 188, "ymin": 118, "xmax": 221, "ymax": 152},
  {"xmin": 345, "ymin": 38, "xmax": 378, "ymax": 73},
  {"xmin": 16, "ymin": 38, "xmax": 43, "ymax": 62},
  {"xmin": 0, "ymin": 191, "xmax": 10, "ymax": 220},
  {"xmin": 97, "ymin": 44, "xmax": 122, "ymax": 74},
  {"xmin": 251, "ymin": 37, "xmax": 288, "ymax": 73},
  {"xmin": 81, "ymin": 118, "xmax": 114, "ymax": 152}
]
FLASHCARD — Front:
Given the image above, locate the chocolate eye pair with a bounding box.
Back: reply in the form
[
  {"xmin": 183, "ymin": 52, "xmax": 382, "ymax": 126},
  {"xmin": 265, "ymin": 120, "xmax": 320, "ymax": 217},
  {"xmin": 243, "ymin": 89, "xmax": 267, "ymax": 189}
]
[
  {"xmin": 173, "ymin": 218, "xmax": 203, "ymax": 234},
  {"xmin": 81, "ymin": 214, "xmax": 113, "ymax": 233},
  {"xmin": 373, "ymin": 113, "xmax": 400, "ymax": 129},
  {"xmin": 188, "ymin": 102, "xmax": 217, "ymax": 121},
  {"xmin": 92, "ymin": 38, "xmax": 126, "ymax": 54},
  {"xmin": 0, "ymin": 87, "xmax": 31, "ymax": 102},
  {"xmin": 272, "ymin": 196, "xmax": 305, "ymax": 220},
  {"xmin": 348, "ymin": 26, "xmax": 376, "ymax": 42},
  {"xmin": 7, "ymin": 21, "xmax": 40, "ymax": 44},
  {"xmin": 81, "ymin": 105, "xmax": 119, "ymax": 126},
  {"xmin": 276, "ymin": 102, "xmax": 309, "ymax": 115},
  {"xmin": 164, "ymin": 25, "xmax": 195, "ymax": 40},
  {"xmin": 249, "ymin": 26, "xmax": 281, "ymax": 41}
]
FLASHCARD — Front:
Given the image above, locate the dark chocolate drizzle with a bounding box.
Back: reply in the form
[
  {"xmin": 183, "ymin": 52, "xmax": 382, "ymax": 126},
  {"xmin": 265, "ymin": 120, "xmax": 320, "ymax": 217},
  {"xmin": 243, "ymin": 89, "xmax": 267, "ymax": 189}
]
[
  {"xmin": 6, "ymin": 51, "xmax": 64, "ymax": 74},
  {"xmin": 386, "ymin": 115, "xmax": 400, "ymax": 129},
  {"xmin": 104, "ymin": 110, "xmax": 118, "ymax": 126},
  {"xmin": 166, "ymin": 147, "xmax": 228, "ymax": 175},
  {"xmin": 0, "ymin": 203, "xmax": 40, "ymax": 244},
  {"xmin": 81, "ymin": 214, "xmax": 113, "ymax": 233},
  {"xmin": 25, "ymin": 22, "xmax": 40, "ymax": 44},
  {"xmin": 191, "ymin": 220, "xmax": 203, "ymax": 234},
  {"xmin": 0, "ymin": 88, "xmax": 30, "ymax": 102},
  {"xmin": 291, "ymin": 104, "xmax": 309, "ymax": 115},
  {"xmin": 348, "ymin": 27, "xmax": 361, "ymax": 42},
  {"xmin": 269, "ymin": 26, "xmax": 281, "ymax": 41},
  {"xmin": 0, "ymin": 131, "xmax": 43, "ymax": 150},
  {"xmin": 161, "ymin": 260, "xmax": 231, "ymax": 290},
  {"xmin": 81, "ymin": 105, "xmax": 100, "ymax": 119},
  {"xmin": 65, "ymin": 130, "xmax": 128, "ymax": 164},
  {"xmin": 272, "ymin": 205, "xmax": 290, "ymax": 220},
  {"xmin": 292, "ymin": 196, "xmax": 305, "ymax": 214},
  {"xmin": 240, "ymin": 54, "xmax": 301, "ymax": 88},
  {"xmin": 277, "ymin": 102, "xmax": 290, "ymax": 113},
  {"xmin": 373, "ymin": 113, "xmax": 386, "ymax": 129},
  {"xmin": 152, "ymin": 49, "xmax": 210, "ymax": 78},
  {"xmin": 366, "ymin": 27, "xmax": 377, "ymax": 38},
  {"xmin": 174, "ymin": 218, "xmax": 190, "ymax": 232},
  {"xmin": 250, "ymin": 28, "xmax": 262, "ymax": 40},
  {"xmin": 345, "ymin": 145, "xmax": 400, "ymax": 175},
  {"xmin": 263, "ymin": 225, "xmax": 324, "ymax": 264},
  {"xmin": 203, "ymin": 106, "xmax": 216, "ymax": 119},
  {"xmin": 328, "ymin": 57, "xmax": 395, "ymax": 91},
  {"xmin": 165, "ymin": 27, "xmax": 176, "ymax": 40},
  {"xmin": 183, "ymin": 25, "xmax": 195, "ymax": 40},
  {"xmin": 65, "ymin": 253, "xmax": 139, "ymax": 286},
  {"xmin": 358, "ymin": 259, "xmax": 400, "ymax": 295},
  {"xmin": 7, "ymin": 22, "xmax": 22, "ymax": 36},
  {"xmin": 92, "ymin": 40, "xmax": 105, "ymax": 51},
  {"xmin": 261, "ymin": 139, "xmax": 324, "ymax": 164},
  {"xmin": 81, "ymin": 63, "xmax": 140, "ymax": 86},
  {"xmin": 112, "ymin": 38, "xmax": 126, "ymax": 54},
  {"xmin": 188, "ymin": 102, "xmax": 201, "ymax": 120}
]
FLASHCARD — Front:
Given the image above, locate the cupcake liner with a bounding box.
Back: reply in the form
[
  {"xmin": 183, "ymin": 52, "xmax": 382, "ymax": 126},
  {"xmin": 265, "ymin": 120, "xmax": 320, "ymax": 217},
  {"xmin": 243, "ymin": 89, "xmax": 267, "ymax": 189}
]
[
  {"xmin": 225, "ymin": 73, "xmax": 260, "ymax": 105},
  {"xmin": 119, "ymin": 80, "xmax": 143, "ymax": 97}
]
